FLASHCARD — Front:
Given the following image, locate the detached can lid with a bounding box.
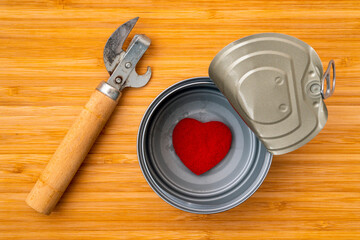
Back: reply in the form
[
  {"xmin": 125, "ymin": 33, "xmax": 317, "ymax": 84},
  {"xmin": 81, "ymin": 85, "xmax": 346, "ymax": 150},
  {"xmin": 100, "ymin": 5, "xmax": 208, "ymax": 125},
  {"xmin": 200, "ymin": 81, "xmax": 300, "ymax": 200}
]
[{"xmin": 209, "ymin": 33, "xmax": 335, "ymax": 155}]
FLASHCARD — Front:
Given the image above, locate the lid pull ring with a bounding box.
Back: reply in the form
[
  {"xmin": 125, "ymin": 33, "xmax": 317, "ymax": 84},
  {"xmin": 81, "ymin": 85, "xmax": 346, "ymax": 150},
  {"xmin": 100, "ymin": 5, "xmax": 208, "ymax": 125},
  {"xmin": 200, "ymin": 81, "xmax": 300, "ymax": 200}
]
[{"xmin": 321, "ymin": 59, "xmax": 336, "ymax": 99}]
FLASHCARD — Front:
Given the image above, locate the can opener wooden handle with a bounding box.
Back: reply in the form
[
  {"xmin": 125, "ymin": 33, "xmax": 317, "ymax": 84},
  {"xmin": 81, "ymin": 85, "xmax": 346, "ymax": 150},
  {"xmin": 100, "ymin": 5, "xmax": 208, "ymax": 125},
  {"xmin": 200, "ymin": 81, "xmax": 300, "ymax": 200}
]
[{"xmin": 26, "ymin": 17, "xmax": 151, "ymax": 215}]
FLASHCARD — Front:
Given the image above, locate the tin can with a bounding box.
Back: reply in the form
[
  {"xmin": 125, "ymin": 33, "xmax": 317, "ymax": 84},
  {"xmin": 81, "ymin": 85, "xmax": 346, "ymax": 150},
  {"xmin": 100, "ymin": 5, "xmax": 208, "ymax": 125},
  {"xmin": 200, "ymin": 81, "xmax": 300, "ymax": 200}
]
[
  {"xmin": 137, "ymin": 33, "xmax": 335, "ymax": 213},
  {"xmin": 209, "ymin": 33, "xmax": 335, "ymax": 155},
  {"xmin": 138, "ymin": 77, "xmax": 272, "ymax": 214}
]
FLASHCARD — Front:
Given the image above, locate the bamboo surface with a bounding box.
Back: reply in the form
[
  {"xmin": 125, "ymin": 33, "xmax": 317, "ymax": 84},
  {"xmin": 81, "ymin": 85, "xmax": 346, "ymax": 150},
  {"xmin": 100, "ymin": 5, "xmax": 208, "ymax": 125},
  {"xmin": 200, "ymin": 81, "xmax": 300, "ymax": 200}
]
[
  {"xmin": 0, "ymin": 0, "xmax": 359, "ymax": 239},
  {"xmin": 26, "ymin": 89, "xmax": 120, "ymax": 215}
]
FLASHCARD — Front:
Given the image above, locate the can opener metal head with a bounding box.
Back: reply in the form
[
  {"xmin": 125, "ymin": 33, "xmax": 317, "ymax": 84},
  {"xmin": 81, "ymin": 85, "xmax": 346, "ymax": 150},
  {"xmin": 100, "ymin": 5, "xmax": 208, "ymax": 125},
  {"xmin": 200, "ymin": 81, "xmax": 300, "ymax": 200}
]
[
  {"xmin": 26, "ymin": 17, "xmax": 151, "ymax": 215},
  {"xmin": 98, "ymin": 17, "xmax": 151, "ymax": 99}
]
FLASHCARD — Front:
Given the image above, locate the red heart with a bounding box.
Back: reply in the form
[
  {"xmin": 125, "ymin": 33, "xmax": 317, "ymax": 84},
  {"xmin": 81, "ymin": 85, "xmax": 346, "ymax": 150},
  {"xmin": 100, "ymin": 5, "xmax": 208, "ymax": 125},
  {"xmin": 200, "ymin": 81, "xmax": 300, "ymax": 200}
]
[{"xmin": 172, "ymin": 118, "xmax": 232, "ymax": 175}]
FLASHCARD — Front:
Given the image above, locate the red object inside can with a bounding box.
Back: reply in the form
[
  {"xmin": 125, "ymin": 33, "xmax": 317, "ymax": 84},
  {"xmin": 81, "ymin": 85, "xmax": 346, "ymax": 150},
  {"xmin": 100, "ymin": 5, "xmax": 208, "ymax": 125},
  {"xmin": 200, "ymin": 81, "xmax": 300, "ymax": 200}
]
[{"xmin": 172, "ymin": 118, "xmax": 232, "ymax": 175}]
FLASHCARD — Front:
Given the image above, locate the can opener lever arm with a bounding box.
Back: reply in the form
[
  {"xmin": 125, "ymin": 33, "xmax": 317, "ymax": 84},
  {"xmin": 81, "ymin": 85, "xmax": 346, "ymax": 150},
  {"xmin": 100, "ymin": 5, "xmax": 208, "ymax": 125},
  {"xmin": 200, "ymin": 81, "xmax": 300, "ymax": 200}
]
[{"xmin": 26, "ymin": 17, "xmax": 151, "ymax": 215}]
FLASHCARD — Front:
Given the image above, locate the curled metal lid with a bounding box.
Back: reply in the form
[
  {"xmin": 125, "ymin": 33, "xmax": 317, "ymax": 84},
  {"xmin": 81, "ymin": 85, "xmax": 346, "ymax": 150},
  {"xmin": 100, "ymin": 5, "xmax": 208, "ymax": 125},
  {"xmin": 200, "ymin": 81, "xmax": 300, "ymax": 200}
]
[{"xmin": 209, "ymin": 33, "xmax": 335, "ymax": 155}]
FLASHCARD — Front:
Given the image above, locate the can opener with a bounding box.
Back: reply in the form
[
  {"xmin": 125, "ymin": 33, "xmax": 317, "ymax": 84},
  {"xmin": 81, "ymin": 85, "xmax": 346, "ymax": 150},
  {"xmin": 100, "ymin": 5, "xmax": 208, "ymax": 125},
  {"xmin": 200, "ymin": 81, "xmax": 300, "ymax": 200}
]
[{"xmin": 26, "ymin": 17, "xmax": 151, "ymax": 215}]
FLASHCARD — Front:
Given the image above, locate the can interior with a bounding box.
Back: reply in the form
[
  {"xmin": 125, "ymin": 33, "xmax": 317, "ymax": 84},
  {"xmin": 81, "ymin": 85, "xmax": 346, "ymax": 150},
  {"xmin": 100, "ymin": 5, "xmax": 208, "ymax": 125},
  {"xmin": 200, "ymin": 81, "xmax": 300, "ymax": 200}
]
[{"xmin": 138, "ymin": 77, "xmax": 272, "ymax": 214}]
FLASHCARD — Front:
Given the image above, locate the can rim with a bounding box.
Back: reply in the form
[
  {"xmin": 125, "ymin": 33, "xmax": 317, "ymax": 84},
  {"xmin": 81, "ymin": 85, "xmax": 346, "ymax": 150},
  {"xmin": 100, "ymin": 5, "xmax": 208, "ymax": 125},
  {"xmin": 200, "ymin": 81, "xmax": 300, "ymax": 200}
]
[{"xmin": 137, "ymin": 77, "xmax": 273, "ymax": 214}]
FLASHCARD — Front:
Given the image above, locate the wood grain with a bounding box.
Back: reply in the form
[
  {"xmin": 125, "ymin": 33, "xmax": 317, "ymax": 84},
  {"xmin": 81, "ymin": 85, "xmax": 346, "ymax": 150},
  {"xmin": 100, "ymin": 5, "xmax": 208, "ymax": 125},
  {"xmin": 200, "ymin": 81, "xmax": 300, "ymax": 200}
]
[
  {"xmin": 26, "ymin": 89, "xmax": 120, "ymax": 215},
  {"xmin": 0, "ymin": 0, "xmax": 359, "ymax": 239}
]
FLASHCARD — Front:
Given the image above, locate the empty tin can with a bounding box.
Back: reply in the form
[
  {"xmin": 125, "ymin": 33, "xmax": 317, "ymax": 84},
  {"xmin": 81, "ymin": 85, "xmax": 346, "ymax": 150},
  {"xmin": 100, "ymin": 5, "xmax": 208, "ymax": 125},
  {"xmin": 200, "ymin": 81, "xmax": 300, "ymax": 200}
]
[{"xmin": 137, "ymin": 33, "xmax": 335, "ymax": 214}]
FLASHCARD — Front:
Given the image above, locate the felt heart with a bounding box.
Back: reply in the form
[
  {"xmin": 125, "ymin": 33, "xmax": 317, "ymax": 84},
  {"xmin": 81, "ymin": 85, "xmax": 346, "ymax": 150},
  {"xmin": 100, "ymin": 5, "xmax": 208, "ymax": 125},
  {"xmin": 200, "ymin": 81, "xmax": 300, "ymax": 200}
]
[{"xmin": 172, "ymin": 118, "xmax": 232, "ymax": 175}]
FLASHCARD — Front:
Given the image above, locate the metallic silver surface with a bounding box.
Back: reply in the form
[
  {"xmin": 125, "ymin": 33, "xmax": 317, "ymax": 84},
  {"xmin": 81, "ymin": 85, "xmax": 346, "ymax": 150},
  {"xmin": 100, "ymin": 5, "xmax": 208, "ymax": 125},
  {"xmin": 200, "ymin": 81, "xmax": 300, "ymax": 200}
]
[
  {"xmin": 96, "ymin": 81, "xmax": 120, "ymax": 101},
  {"xmin": 321, "ymin": 59, "xmax": 336, "ymax": 99},
  {"xmin": 107, "ymin": 34, "xmax": 151, "ymax": 91},
  {"xmin": 103, "ymin": 17, "xmax": 138, "ymax": 74},
  {"xmin": 137, "ymin": 77, "xmax": 272, "ymax": 214},
  {"xmin": 103, "ymin": 18, "xmax": 152, "ymax": 92},
  {"xmin": 209, "ymin": 33, "xmax": 333, "ymax": 155}
]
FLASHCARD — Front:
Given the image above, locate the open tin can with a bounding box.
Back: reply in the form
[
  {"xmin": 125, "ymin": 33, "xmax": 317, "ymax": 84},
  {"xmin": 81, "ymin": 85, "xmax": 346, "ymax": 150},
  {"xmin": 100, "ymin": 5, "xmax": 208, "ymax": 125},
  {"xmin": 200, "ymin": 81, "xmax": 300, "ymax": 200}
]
[{"xmin": 137, "ymin": 33, "xmax": 336, "ymax": 214}]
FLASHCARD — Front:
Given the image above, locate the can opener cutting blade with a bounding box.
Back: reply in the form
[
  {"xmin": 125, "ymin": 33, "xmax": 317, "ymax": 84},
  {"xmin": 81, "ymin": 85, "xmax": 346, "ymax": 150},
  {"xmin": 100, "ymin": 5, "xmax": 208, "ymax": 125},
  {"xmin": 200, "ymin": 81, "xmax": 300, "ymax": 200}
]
[
  {"xmin": 26, "ymin": 17, "xmax": 151, "ymax": 215},
  {"xmin": 101, "ymin": 17, "xmax": 151, "ymax": 97}
]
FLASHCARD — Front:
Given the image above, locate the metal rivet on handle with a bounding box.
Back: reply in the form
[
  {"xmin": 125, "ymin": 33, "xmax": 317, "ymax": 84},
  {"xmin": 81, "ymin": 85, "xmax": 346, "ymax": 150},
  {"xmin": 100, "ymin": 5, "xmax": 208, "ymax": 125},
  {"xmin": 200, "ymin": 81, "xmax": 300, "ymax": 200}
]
[
  {"xmin": 125, "ymin": 62, "xmax": 132, "ymax": 68},
  {"xmin": 115, "ymin": 77, "xmax": 123, "ymax": 84}
]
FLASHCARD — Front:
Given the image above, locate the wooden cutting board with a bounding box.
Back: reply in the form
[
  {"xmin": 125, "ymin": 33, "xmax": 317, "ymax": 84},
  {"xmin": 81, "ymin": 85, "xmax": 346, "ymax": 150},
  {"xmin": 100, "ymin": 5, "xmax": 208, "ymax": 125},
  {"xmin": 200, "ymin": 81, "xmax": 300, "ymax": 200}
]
[{"xmin": 0, "ymin": 0, "xmax": 359, "ymax": 239}]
